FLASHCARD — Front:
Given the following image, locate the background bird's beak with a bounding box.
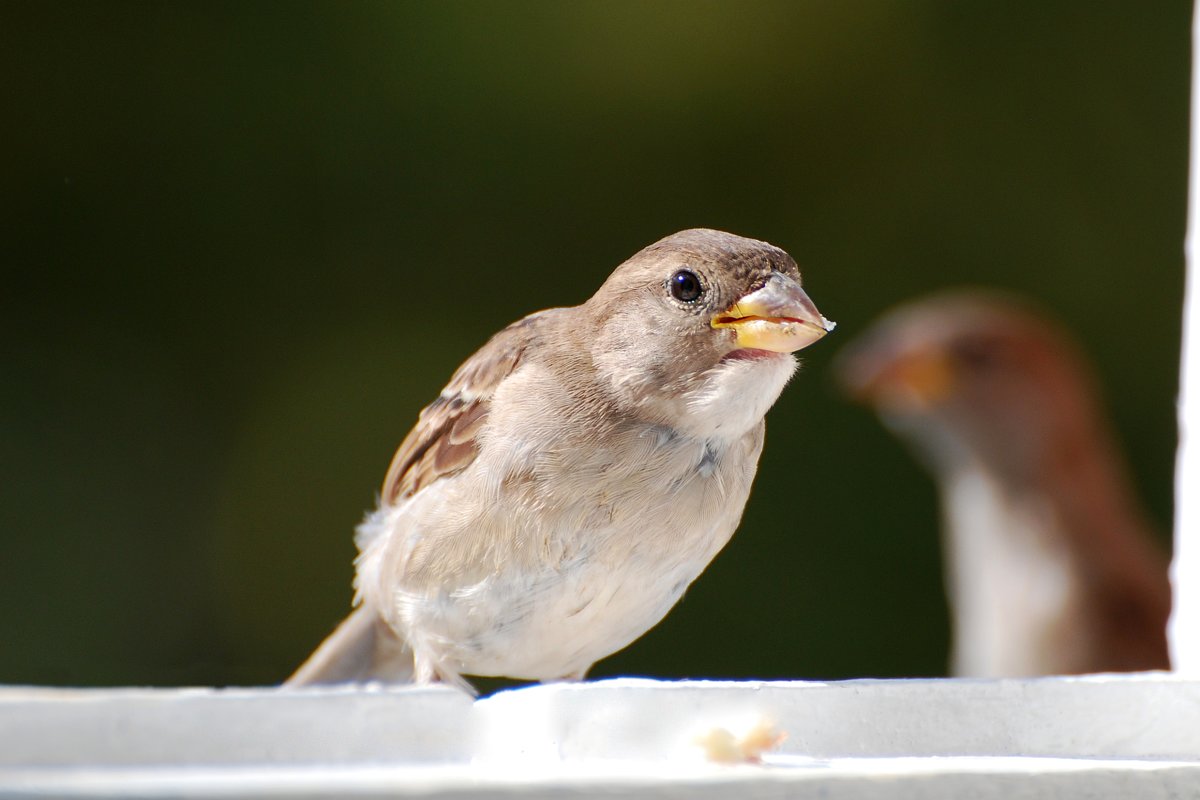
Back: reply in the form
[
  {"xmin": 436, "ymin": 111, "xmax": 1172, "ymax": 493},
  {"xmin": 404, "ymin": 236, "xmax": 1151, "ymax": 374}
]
[
  {"xmin": 711, "ymin": 273, "xmax": 836, "ymax": 353},
  {"xmin": 838, "ymin": 342, "xmax": 956, "ymax": 410}
]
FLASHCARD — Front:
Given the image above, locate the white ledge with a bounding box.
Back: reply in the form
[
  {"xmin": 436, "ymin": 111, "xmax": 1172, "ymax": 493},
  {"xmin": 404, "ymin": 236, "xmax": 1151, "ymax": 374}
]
[{"xmin": 3, "ymin": 676, "xmax": 1198, "ymax": 798}]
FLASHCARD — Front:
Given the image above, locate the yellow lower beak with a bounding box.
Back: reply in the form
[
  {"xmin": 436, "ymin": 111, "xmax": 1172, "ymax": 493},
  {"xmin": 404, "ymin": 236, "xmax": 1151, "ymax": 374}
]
[{"xmin": 711, "ymin": 273, "xmax": 835, "ymax": 353}]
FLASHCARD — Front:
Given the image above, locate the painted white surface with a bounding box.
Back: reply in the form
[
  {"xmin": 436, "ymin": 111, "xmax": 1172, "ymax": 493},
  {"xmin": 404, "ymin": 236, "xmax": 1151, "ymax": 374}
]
[
  {"xmin": 2, "ymin": 677, "xmax": 1197, "ymax": 798},
  {"xmin": 1173, "ymin": 0, "xmax": 1200, "ymax": 674}
]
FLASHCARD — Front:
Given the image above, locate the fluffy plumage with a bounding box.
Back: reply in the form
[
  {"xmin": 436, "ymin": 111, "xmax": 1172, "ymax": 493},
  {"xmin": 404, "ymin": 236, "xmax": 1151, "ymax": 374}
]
[
  {"xmin": 837, "ymin": 290, "xmax": 1170, "ymax": 676},
  {"xmin": 288, "ymin": 229, "xmax": 834, "ymax": 691}
]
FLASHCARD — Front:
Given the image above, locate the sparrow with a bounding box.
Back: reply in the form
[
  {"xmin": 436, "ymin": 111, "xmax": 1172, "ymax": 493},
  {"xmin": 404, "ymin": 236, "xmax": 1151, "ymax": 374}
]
[
  {"xmin": 836, "ymin": 290, "xmax": 1171, "ymax": 677},
  {"xmin": 287, "ymin": 228, "xmax": 835, "ymax": 691}
]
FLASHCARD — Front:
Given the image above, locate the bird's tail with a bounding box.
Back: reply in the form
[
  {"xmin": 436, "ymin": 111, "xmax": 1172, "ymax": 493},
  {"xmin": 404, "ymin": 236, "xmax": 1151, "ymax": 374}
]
[{"xmin": 284, "ymin": 605, "xmax": 414, "ymax": 686}]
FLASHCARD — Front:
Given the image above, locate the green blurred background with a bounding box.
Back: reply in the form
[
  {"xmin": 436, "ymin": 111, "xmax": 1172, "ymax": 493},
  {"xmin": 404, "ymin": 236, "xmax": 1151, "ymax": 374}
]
[{"xmin": 1, "ymin": 2, "xmax": 1189, "ymax": 687}]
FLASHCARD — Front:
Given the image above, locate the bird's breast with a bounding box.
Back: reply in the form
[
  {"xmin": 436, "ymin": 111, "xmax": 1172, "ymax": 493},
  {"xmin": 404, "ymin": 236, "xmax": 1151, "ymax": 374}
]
[{"xmin": 367, "ymin": 419, "xmax": 764, "ymax": 681}]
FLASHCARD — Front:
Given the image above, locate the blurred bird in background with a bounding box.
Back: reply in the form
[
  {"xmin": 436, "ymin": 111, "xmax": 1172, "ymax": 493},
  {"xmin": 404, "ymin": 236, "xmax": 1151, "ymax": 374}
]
[{"xmin": 836, "ymin": 291, "xmax": 1170, "ymax": 677}]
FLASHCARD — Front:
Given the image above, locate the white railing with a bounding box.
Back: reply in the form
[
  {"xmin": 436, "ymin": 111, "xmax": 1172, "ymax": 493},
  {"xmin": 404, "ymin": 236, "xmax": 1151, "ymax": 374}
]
[{"xmin": 2, "ymin": 678, "xmax": 1198, "ymax": 798}]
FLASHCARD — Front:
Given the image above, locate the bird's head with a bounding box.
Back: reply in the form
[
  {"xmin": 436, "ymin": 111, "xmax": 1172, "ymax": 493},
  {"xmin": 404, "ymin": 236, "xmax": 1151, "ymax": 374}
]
[
  {"xmin": 583, "ymin": 228, "xmax": 835, "ymax": 439},
  {"xmin": 835, "ymin": 290, "xmax": 1103, "ymax": 482}
]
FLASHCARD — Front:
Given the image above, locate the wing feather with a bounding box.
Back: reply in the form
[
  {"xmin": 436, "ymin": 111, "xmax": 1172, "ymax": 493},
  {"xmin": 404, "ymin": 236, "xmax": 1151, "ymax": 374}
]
[{"xmin": 378, "ymin": 309, "xmax": 556, "ymax": 506}]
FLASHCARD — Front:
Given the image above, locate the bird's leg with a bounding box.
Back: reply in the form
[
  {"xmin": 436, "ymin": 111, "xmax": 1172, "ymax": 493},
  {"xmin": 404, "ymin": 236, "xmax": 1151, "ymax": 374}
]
[
  {"xmin": 414, "ymin": 653, "xmax": 477, "ymax": 695},
  {"xmin": 436, "ymin": 668, "xmax": 477, "ymax": 696},
  {"xmin": 413, "ymin": 653, "xmax": 438, "ymax": 684}
]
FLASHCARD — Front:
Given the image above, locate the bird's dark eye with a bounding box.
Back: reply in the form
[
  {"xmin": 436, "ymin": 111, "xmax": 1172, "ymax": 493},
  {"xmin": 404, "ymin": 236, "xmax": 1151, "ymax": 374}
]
[
  {"xmin": 951, "ymin": 337, "xmax": 1000, "ymax": 370},
  {"xmin": 669, "ymin": 269, "xmax": 703, "ymax": 302}
]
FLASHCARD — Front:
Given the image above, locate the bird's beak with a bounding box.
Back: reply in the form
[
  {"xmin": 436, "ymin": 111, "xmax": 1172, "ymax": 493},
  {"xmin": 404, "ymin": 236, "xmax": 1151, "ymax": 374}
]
[
  {"xmin": 838, "ymin": 343, "xmax": 956, "ymax": 409},
  {"xmin": 711, "ymin": 273, "xmax": 835, "ymax": 353}
]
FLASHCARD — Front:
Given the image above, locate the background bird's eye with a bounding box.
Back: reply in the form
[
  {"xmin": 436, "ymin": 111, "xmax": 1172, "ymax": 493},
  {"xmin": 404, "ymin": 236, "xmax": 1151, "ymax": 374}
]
[
  {"xmin": 669, "ymin": 269, "xmax": 703, "ymax": 302},
  {"xmin": 951, "ymin": 337, "xmax": 1001, "ymax": 370}
]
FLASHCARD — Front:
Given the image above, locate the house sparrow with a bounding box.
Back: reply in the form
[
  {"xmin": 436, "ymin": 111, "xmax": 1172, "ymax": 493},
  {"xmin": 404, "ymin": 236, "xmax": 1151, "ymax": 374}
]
[
  {"xmin": 287, "ymin": 228, "xmax": 835, "ymax": 691},
  {"xmin": 836, "ymin": 290, "xmax": 1170, "ymax": 676}
]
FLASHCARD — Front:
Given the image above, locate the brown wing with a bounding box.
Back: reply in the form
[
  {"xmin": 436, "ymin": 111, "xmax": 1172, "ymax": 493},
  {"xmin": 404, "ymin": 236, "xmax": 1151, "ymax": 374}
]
[{"xmin": 378, "ymin": 309, "xmax": 557, "ymax": 507}]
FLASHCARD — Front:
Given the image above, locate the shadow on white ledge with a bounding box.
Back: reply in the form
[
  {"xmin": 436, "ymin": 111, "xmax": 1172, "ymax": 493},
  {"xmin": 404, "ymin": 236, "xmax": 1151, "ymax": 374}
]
[{"xmin": 2, "ymin": 675, "xmax": 1198, "ymax": 798}]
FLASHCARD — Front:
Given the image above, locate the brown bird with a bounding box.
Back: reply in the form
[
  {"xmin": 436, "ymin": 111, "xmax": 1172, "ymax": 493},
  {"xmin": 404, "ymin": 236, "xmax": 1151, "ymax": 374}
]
[
  {"xmin": 288, "ymin": 229, "xmax": 835, "ymax": 691},
  {"xmin": 836, "ymin": 290, "xmax": 1170, "ymax": 677}
]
